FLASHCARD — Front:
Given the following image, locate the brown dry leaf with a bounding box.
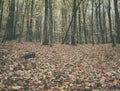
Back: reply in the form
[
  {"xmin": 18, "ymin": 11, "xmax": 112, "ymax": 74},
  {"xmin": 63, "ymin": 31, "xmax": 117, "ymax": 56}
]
[
  {"xmin": 0, "ymin": 83, "xmax": 4, "ymax": 89},
  {"xmin": 113, "ymin": 79, "xmax": 120, "ymax": 85},
  {"xmin": 54, "ymin": 86, "xmax": 65, "ymax": 91},
  {"xmin": 8, "ymin": 86, "xmax": 22, "ymax": 90},
  {"xmin": 92, "ymin": 89, "xmax": 100, "ymax": 91}
]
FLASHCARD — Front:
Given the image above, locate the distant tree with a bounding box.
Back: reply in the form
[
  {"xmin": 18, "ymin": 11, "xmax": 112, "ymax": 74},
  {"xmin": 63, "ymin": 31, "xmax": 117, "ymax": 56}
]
[{"xmin": 62, "ymin": 0, "xmax": 69, "ymax": 44}]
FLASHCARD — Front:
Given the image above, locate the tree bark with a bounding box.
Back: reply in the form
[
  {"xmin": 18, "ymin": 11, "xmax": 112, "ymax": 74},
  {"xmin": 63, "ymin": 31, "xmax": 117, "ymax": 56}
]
[
  {"xmin": 98, "ymin": 0, "xmax": 105, "ymax": 44},
  {"xmin": 114, "ymin": 0, "xmax": 120, "ymax": 43},
  {"xmin": 3, "ymin": 0, "xmax": 15, "ymax": 41},
  {"xmin": 71, "ymin": 0, "xmax": 77, "ymax": 45},
  {"xmin": 108, "ymin": 0, "xmax": 116, "ymax": 47},
  {"xmin": 43, "ymin": 0, "xmax": 49, "ymax": 45},
  {"xmin": 0, "ymin": 0, "xmax": 4, "ymax": 32},
  {"xmin": 49, "ymin": 0, "xmax": 53, "ymax": 47},
  {"xmin": 91, "ymin": 0, "xmax": 94, "ymax": 46},
  {"xmin": 82, "ymin": 2, "xmax": 88, "ymax": 44}
]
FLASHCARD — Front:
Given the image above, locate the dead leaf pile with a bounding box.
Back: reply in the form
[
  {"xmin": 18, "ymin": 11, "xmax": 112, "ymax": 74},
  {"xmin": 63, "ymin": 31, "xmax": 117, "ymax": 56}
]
[{"xmin": 0, "ymin": 42, "xmax": 120, "ymax": 91}]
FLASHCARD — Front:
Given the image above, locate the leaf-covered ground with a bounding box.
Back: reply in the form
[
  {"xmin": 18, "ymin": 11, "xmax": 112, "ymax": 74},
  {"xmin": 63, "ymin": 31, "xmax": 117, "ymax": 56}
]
[{"xmin": 0, "ymin": 42, "xmax": 120, "ymax": 91}]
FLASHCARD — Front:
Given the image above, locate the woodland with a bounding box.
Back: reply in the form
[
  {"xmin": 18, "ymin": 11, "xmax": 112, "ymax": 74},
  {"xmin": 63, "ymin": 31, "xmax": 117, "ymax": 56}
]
[{"xmin": 0, "ymin": 0, "xmax": 120, "ymax": 91}]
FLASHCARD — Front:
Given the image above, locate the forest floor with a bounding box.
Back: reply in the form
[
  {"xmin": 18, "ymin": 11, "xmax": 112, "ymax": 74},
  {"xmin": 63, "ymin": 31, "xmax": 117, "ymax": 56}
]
[{"xmin": 0, "ymin": 42, "xmax": 120, "ymax": 91}]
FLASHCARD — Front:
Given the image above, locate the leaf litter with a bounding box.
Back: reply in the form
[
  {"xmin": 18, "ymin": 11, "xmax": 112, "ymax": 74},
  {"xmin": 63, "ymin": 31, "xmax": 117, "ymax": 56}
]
[{"xmin": 0, "ymin": 42, "xmax": 120, "ymax": 91}]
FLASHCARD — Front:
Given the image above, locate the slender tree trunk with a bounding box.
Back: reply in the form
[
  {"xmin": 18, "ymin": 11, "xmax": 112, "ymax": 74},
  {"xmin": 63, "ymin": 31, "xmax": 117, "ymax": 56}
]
[
  {"xmin": 98, "ymin": 0, "xmax": 105, "ymax": 44},
  {"xmin": 26, "ymin": 0, "xmax": 30, "ymax": 41},
  {"xmin": 62, "ymin": 0, "xmax": 69, "ymax": 44},
  {"xmin": 35, "ymin": 17, "xmax": 41, "ymax": 42},
  {"xmin": 103, "ymin": 6, "xmax": 108, "ymax": 43},
  {"xmin": 78, "ymin": 7, "xmax": 82, "ymax": 44},
  {"xmin": 71, "ymin": 0, "xmax": 77, "ymax": 45},
  {"xmin": 102, "ymin": 5, "xmax": 108, "ymax": 43},
  {"xmin": 114, "ymin": 0, "xmax": 120, "ymax": 43},
  {"xmin": 95, "ymin": 4, "xmax": 100, "ymax": 44},
  {"xmin": 49, "ymin": 0, "xmax": 53, "ymax": 47},
  {"xmin": 91, "ymin": 0, "xmax": 94, "ymax": 46},
  {"xmin": 29, "ymin": 0, "xmax": 34, "ymax": 41},
  {"xmin": 43, "ymin": 0, "xmax": 49, "ymax": 45},
  {"xmin": 13, "ymin": 0, "xmax": 19, "ymax": 38},
  {"xmin": 82, "ymin": 2, "xmax": 88, "ymax": 44},
  {"xmin": 0, "ymin": 0, "xmax": 4, "ymax": 32},
  {"xmin": 108, "ymin": 0, "xmax": 116, "ymax": 47},
  {"xmin": 19, "ymin": 0, "xmax": 28, "ymax": 42}
]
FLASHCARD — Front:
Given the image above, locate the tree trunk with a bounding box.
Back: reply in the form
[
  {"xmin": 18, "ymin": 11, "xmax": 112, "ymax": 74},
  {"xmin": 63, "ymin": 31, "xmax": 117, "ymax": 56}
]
[
  {"xmin": 71, "ymin": 0, "xmax": 77, "ymax": 45},
  {"xmin": 98, "ymin": 0, "xmax": 105, "ymax": 44},
  {"xmin": 35, "ymin": 17, "xmax": 41, "ymax": 42},
  {"xmin": 3, "ymin": 0, "xmax": 15, "ymax": 41},
  {"xmin": 19, "ymin": 0, "xmax": 28, "ymax": 42},
  {"xmin": 82, "ymin": 2, "xmax": 88, "ymax": 44},
  {"xmin": 26, "ymin": 0, "xmax": 31, "ymax": 41},
  {"xmin": 0, "ymin": 0, "xmax": 4, "ymax": 32},
  {"xmin": 26, "ymin": 0, "xmax": 34, "ymax": 41},
  {"xmin": 108, "ymin": 0, "xmax": 116, "ymax": 47},
  {"xmin": 95, "ymin": 3, "xmax": 100, "ymax": 44},
  {"xmin": 114, "ymin": 0, "xmax": 120, "ymax": 43},
  {"xmin": 29, "ymin": 0, "xmax": 34, "ymax": 41},
  {"xmin": 42, "ymin": 0, "xmax": 49, "ymax": 45},
  {"xmin": 78, "ymin": 7, "xmax": 82, "ymax": 44},
  {"xmin": 91, "ymin": 0, "xmax": 94, "ymax": 46},
  {"xmin": 13, "ymin": 0, "xmax": 19, "ymax": 38},
  {"xmin": 49, "ymin": 0, "xmax": 53, "ymax": 47}
]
